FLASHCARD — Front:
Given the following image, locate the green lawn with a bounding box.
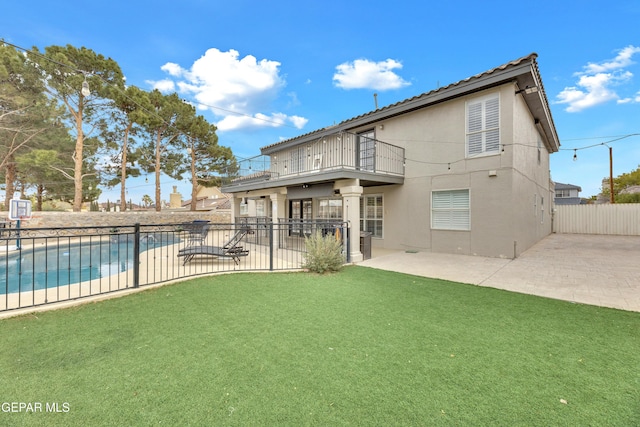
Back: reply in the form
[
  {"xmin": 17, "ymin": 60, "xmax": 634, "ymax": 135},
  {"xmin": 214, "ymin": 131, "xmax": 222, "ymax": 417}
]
[{"xmin": 1, "ymin": 266, "xmax": 638, "ymax": 426}]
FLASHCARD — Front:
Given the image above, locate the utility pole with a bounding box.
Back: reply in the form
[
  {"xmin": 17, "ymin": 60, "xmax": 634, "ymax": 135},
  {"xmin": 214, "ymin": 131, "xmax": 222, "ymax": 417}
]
[{"xmin": 608, "ymin": 145, "xmax": 614, "ymax": 204}]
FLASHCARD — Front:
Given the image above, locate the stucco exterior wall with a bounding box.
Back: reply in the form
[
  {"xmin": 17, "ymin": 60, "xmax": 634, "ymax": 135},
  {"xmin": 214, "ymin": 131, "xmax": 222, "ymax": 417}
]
[
  {"xmin": 510, "ymin": 90, "xmax": 554, "ymax": 255},
  {"xmin": 361, "ymin": 84, "xmax": 540, "ymax": 258}
]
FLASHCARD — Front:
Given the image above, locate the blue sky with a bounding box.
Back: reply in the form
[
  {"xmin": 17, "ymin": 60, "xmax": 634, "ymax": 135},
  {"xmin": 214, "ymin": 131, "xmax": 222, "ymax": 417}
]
[{"xmin": 3, "ymin": 0, "xmax": 640, "ymax": 203}]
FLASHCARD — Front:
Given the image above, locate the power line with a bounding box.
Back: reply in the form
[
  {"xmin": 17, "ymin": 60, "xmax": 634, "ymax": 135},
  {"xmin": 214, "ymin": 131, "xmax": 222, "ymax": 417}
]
[{"xmin": 559, "ymin": 133, "xmax": 640, "ymax": 152}]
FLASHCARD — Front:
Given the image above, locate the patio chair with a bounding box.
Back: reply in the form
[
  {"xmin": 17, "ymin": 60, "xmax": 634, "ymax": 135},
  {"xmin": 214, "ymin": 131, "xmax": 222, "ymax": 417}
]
[
  {"xmin": 183, "ymin": 220, "xmax": 211, "ymax": 247},
  {"xmin": 177, "ymin": 227, "xmax": 250, "ymax": 265}
]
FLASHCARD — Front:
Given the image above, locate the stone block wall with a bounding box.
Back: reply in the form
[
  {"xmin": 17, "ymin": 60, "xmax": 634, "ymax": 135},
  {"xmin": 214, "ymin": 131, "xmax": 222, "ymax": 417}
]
[{"xmin": 13, "ymin": 210, "xmax": 232, "ymax": 229}]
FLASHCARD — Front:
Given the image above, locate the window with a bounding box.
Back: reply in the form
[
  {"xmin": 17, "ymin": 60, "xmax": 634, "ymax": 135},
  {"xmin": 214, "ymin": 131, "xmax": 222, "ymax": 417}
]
[
  {"xmin": 466, "ymin": 94, "xmax": 500, "ymax": 157},
  {"xmin": 256, "ymin": 199, "xmax": 266, "ymax": 217},
  {"xmin": 556, "ymin": 189, "xmax": 571, "ymax": 198},
  {"xmin": 432, "ymin": 190, "xmax": 470, "ymax": 230},
  {"xmin": 318, "ymin": 198, "xmax": 343, "ymax": 219},
  {"xmin": 360, "ymin": 195, "xmax": 383, "ymax": 238}
]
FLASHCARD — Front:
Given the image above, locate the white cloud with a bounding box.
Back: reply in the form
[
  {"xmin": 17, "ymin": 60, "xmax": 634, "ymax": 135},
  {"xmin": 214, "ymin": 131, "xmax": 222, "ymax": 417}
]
[
  {"xmin": 555, "ymin": 45, "xmax": 640, "ymax": 112},
  {"xmin": 333, "ymin": 58, "xmax": 410, "ymax": 90},
  {"xmin": 289, "ymin": 115, "xmax": 308, "ymax": 128},
  {"xmin": 286, "ymin": 92, "xmax": 300, "ymax": 108},
  {"xmin": 216, "ymin": 112, "xmax": 308, "ymax": 132},
  {"xmin": 149, "ymin": 79, "xmax": 175, "ymax": 92},
  {"xmin": 149, "ymin": 48, "xmax": 307, "ymax": 132},
  {"xmin": 160, "ymin": 62, "xmax": 183, "ymax": 77},
  {"xmin": 583, "ymin": 45, "xmax": 640, "ymax": 73}
]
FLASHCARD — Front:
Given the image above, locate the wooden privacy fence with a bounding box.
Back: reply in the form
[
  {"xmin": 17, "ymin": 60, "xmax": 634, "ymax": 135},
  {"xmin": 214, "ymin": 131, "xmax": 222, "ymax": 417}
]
[{"xmin": 553, "ymin": 204, "xmax": 640, "ymax": 235}]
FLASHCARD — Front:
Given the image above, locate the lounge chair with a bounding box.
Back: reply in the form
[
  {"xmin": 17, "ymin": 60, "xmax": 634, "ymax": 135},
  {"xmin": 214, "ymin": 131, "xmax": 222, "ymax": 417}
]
[{"xmin": 177, "ymin": 227, "xmax": 250, "ymax": 265}]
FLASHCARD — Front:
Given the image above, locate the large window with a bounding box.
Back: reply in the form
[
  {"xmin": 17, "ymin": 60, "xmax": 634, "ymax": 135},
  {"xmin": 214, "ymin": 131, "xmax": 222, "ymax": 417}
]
[
  {"xmin": 318, "ymin": 198, "xmax": 343, "ymax": 219},
  {"xmin": 255, "ymin": 199, "xmax": 266, "ymax": 217},
  {"xmin": 466, "ymin": 94, "xmax": 500, "ymax": 157},
  {"xmin": 360, "ymin": 195, "xmax": 383, "ymax": 238},
  {"xmin": 431, "ymin": 190, "xmax": 470, "ymax": 230}
]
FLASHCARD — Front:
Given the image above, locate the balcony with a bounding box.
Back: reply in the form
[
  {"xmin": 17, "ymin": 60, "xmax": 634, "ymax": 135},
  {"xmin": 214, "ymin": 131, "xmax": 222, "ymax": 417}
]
[{"xmin": 222, "ymin": 132, "xmax": 405, "ymax": 192}]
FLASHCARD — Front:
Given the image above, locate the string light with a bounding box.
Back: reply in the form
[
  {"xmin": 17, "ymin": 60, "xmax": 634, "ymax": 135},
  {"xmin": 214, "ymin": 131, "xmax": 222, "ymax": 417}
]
[{"xmin": 81, "ymin": 76, "xmax": 90, "ymax": 97}]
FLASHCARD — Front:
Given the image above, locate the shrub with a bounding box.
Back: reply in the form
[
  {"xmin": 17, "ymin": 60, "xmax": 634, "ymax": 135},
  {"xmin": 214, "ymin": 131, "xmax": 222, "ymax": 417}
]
[{"xmin": 302, "ymin": 230, "xmax": 346, "ymax": 274}]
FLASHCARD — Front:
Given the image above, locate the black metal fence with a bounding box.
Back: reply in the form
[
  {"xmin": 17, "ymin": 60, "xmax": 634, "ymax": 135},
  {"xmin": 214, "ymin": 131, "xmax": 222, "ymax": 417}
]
[{"xmin": 0, "ymin": 220, "xmax": 350, "ymax": 313}]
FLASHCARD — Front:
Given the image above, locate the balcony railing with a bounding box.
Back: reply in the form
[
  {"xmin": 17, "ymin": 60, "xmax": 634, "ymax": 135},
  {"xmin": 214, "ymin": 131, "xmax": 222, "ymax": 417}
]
[{"xmin": 224, "ymin": 132, "xmax": 404, "ymax": 187}]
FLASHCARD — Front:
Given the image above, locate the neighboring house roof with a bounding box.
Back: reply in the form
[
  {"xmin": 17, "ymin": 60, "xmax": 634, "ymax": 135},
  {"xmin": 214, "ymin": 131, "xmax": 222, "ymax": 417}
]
[
  {"xmin": 261, "ymin": 53, "xmax": 559, "ymax": 155},
  {"xmin": 554, "ymin": 182, "xmax": 582, "ymax": 205},
  {"xmin": 182, "ymin": 195, "xmax": 231, "ymax": 211},
  {"xmin": 554, "ymin": 182, "xmax": 582, "ymax": 192}
]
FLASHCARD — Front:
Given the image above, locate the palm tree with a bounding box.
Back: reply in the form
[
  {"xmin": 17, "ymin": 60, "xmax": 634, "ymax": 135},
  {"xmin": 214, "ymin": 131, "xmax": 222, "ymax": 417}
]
[{"xmin": 141, "ymin": 194, "xmax": 152, "ymax": 209}]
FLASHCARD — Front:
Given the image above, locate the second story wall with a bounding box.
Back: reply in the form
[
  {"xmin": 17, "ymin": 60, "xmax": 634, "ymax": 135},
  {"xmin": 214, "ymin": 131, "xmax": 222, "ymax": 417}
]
[{"xmin": 366, "ymin": 84, "xmax": 515, "ymax": 182}]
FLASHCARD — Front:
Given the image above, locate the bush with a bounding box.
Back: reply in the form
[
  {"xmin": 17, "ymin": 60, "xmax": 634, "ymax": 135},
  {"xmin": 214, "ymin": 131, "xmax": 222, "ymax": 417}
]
[{"xmin": 302, "ymin": 230, "xmax": 346, "ymax": 274}]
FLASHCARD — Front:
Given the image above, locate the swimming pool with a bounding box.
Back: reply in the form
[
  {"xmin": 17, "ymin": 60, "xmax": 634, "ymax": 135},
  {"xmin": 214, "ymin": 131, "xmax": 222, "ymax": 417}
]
[{"xmin": 0, "ymin": 233, "xmax": 177, "ymax": 295}]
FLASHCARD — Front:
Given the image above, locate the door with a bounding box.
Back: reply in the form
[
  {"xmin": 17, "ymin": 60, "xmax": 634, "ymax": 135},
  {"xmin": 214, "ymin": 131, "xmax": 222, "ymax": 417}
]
[
  {"xmin": 358, "ymin": 130, "xmax": 375, "ymax": 172},
  {"xmin": 289, "ymin": 199, "xmax": 312, "ymax": 236}
]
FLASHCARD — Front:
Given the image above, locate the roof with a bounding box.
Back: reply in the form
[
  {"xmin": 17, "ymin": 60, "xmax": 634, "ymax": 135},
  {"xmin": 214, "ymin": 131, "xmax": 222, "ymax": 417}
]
[
  {"xmin": 182, "ymin": 195, "xmax": 231, "ymax": 211},
  {"xmin": 555, "ymin": 182, "xmax": 582, "ymax": 191},
  {"xmin": 261, "ymin": 53, "xmax": 560, "ymax": 155}
]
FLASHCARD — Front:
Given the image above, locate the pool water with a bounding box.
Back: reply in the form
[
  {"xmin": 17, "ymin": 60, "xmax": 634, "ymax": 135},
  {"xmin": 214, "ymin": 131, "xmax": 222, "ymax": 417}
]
[{"xmin": 0, "ymin": 233, "xmax": 177, "ymax": 295}]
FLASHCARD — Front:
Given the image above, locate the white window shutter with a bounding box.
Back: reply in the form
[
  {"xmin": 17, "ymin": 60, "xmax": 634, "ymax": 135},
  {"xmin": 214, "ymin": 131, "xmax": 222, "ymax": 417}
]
[
  {"xmin": 485, "ymin": 97, "xmax": 500, "ymax": 152},
  {"xmin": 432, "ymin": 190, "xmax": 470, "ymax": 230},
  {"xmin": 467, "ymin": 95, "xmax": 499, "ymax": 156}
]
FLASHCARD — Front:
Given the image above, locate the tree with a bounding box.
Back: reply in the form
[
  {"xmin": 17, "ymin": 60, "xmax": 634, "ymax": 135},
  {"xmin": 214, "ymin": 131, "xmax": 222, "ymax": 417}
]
[
  {"xmin": 184, "ymin": 114, "xmax": 234, "ymax": 211},
  {"xmin": 30, "ymin": 44, "xmax": 124, "ymax": 211},
  {"xmin": 602, "ymin": 165, "xmax": 640, "ymax": 203},
  {"xmin": 0, "ymin": 43, "xmax": 61, "ymax": 209},
  {"xmin": 16, "ymin": 149, "xmax": 66, "ymax": 210},
  {"xmin": 100, "ymin": 85, "xmax": 151, "ymax": 212},
  {"xmin": 141, "ymin": 194, "xmax": 152, "ymax": 208},
  {"xmin": 139, "ymin": 90, "xmax": 192, "ymax": 212}
]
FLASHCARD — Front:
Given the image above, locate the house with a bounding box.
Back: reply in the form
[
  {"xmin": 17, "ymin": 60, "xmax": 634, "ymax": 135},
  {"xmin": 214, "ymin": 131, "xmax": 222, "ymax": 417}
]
[
  {"xmin": 554, "ymin": 183, "xmax": 582, "ymax": 205},
  {"xmin": 181, "ymin": 186, "xmax": 232, "ymax": 212},
  {"xmin": 222, "ymin": 53, "xmax": 560, "ymax": 261}
]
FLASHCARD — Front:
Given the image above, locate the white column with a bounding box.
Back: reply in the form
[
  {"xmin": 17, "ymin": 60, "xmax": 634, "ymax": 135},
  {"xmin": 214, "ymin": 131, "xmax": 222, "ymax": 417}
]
[
  {"xmin": 230, "ymin": 196, "xmax": 242, "ymax": 223},
  {"xmin": 270, "ymin": 191, "xmax": 286, "ymax": 222},
  {"xmin": 340, "ymin": 184, "xmax": 363, "ymax": 262}
]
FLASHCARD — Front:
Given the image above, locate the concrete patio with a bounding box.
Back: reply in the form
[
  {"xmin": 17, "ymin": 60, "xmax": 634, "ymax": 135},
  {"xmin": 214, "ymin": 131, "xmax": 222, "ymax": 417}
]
[{"xmin": 360, "ymin": 233, "xmax": 640, "ymax": 312}]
